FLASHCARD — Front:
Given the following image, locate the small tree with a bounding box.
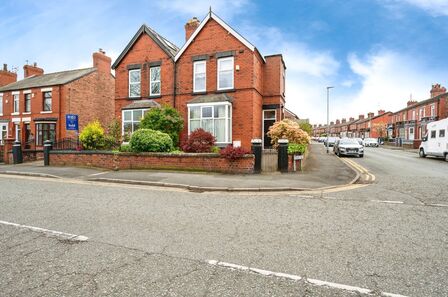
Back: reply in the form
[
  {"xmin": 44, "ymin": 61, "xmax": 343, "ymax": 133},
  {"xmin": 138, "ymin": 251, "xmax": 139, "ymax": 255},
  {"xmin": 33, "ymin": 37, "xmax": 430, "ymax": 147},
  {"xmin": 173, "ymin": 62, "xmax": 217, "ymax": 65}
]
[
  {"xmin": 372, "ymin": 122, "xmax": 387, "ymax": 138},
  {"xmin": 267, "ymin": 119, "xmax": 310, "ymax": 148},
  {"xmin": 79, "ymin": 120, "xmax": 105, "ymax": 150},
  {"xmin": 181, "ymin": 128, "xmax": 216, "ymax": 153},
  {"xmin": 140, "ymin": 106, "xmax": 184, "ymax": 145},
  {"xmin": 298, "ymin": 122, "xmax": 313, "ymax": 136},
  {"xmin": 104, "ymin": 119, "xmax": 121, "ymax": 150}
]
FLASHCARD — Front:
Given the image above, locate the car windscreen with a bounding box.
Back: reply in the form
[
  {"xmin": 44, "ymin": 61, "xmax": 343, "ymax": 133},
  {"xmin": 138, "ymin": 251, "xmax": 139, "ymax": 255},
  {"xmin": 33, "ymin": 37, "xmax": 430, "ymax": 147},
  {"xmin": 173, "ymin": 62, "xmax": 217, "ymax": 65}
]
[{"xmin": 339, "ymin": 139, "xmax": 359, "ymax": 145}]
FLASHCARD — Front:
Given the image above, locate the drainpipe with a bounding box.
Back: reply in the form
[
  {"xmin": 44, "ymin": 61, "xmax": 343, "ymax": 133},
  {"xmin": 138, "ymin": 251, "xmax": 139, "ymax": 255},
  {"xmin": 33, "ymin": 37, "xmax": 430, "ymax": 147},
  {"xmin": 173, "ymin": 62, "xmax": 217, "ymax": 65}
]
[{"xmin": 173, "ymin": 58, "xmax": 177, "ymax": 109}]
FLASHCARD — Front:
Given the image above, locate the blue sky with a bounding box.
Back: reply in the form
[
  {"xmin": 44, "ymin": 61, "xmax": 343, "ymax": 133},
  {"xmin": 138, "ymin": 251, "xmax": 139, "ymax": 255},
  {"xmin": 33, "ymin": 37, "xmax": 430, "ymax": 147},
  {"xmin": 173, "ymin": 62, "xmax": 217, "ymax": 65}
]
[{"xmin": 1, "ymin": 0, "xmax": 448, "ymax": 123}]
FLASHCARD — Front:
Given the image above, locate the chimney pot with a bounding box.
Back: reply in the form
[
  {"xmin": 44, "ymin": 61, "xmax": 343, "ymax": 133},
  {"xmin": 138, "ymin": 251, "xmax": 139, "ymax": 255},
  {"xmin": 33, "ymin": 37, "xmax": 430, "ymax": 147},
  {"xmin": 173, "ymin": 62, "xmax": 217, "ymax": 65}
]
[{"xmin": 3, "ymin": 64, "xmax": 7, "ymax": 71}]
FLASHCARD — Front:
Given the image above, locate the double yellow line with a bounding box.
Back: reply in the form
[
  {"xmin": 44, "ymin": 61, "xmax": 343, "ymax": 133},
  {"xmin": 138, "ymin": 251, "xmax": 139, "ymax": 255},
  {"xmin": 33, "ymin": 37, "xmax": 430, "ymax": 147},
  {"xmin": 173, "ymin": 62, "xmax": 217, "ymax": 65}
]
[{"xmin": 340, "ymin": 158, "xmax": 376, "ymax": 183}]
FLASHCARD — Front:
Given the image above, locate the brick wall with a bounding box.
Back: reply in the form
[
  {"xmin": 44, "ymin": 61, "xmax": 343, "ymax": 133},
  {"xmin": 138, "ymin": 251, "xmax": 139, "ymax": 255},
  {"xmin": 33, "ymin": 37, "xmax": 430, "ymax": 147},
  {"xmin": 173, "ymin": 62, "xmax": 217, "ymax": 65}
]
[{"xmin": 50, "ymin": 151, "xmax": 255, "ymax": 173}]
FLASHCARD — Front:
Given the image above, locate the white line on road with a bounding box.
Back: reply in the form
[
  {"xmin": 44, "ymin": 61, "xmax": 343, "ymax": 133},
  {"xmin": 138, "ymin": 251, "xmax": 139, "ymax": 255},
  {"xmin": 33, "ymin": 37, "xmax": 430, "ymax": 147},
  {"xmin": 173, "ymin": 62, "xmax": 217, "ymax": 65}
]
[
  {"xmin": 0, "ymin": 220, "xmax": 88, "ymax": 242},
  {"xmin": 371, "ymin": 200, "xmax": 404, "ymax": 204},
  {"xmin": 208, "ymin": 260, "xmax": 408, "ymax": 297}
]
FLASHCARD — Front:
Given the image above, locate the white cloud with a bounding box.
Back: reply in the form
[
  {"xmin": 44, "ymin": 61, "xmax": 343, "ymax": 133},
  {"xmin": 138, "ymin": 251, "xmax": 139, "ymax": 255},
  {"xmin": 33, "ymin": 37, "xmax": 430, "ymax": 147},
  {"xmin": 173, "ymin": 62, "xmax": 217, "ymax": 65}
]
[
  {"xmin": 381, "ymin": 0, "xmax": 448, "ymax": 16},
  {"xmin": 156, "ymin": 0, "xmax": 251, "ymax": 20}
]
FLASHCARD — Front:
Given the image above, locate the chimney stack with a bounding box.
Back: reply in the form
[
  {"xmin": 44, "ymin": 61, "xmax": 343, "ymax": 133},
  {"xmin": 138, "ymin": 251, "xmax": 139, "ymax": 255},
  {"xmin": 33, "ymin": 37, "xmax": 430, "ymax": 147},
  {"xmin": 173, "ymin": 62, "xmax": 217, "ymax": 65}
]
[
  {"xmin": 368, "ymin": 112, "xmax": 374, "ymax": 118},
  {"xmin": 342, "ymin": 118, "xmax": 346, "ymax": 124},
  {"xmin": 430, "ymin": 83, "xmax": 447, "ymax": 98},
  {"xmin": 23, "ymin": 63, "xmax": 44, "ymax": 78},
  {"xmin": 349, "ymin": 117, "xmax": 355, "ymax": 122},
  {"xmin": 0, "ymin": 63, "xmax": 17, "ymax": 87},
  {"xmin": 336, "ymin": 119, "xmax": 340, "ymax": 125},
  {"xmin": 330, "ymin": 121, "xmax": 334, "ymax": 125},
  {"xmin": 378, "ymin": 110, "xmax": 385, "ymax": 115},
  {"xmin": 93, "ymin": 49, "xmax": 112, "ymax": 74},
  {"xmin": 185, "ymin": 17, "xmax": 200, "ymax": 41},
  {"xmin": 407, "ymin": 100, "xmax": 417, "ymax": 107},
  {"xmin": 359, "ymin": 114, "xmax": 365, "ymax": 120}
]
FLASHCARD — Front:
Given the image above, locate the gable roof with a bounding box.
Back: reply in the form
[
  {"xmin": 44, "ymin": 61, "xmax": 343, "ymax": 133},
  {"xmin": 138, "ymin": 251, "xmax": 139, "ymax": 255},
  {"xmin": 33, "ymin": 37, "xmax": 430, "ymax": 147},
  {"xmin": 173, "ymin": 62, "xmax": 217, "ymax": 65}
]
[
  {"xmin": 112, "ymin": 24, "xmax": 179, "ymax": 69},
  {"xmin": 175, "ymin": 11, "xmax": 263, "ymax": 62},
  {"xmin": 0, "ymin": 68, "xmax": 96, "ymax": 92}
]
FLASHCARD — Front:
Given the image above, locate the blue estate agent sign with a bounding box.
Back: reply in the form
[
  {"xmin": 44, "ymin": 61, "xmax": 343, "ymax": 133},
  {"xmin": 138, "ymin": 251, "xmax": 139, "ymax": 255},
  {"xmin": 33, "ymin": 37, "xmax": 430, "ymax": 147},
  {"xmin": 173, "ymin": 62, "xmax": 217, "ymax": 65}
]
[{"xmin": 65, "ymin": 114, "xmax": 79, "ymax": 131}]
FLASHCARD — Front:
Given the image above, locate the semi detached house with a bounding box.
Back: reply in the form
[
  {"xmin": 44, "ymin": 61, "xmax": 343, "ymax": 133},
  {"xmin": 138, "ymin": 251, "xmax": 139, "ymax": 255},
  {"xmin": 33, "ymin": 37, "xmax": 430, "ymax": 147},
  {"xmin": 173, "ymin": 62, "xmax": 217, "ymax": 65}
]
[{"xmin": 113, "ymin": 11, "xmax": 290, "ymax": 150}]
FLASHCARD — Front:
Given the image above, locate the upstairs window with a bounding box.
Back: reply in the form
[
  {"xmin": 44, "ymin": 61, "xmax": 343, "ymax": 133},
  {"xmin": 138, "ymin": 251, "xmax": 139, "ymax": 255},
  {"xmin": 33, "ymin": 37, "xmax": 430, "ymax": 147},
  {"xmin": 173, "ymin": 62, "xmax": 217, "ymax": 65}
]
[
  {"xmin": 128, "ymin": 69, "xmax": 141, "ymax": 98},
  {"xmin": 0, "ymin": 94, "xmax": 3, "ymax": 115},
  {"xmin": 13, "ymin": 94, "xmax": 19, "ymax": 113},
  {"xmin": 217, "ymin": 57, "xmax": 234, "ymax": 90},
  {"xmin": 431, "ymin": 104, "xmax": 435, "ymax": 117},
  {"xmin": 43, "ymin": 91, "xmax": 52, "ymax": 111},
  {"xmin": 150, "ymin": 66, "xmax": 161, "ymax": 96},
  {"xmin": 193, "ymin": 61, "xmax": 206, "ymax": 93},
  {"xmin": 25, "ymin": 93, "xmax": 31, "ymax": 112}
]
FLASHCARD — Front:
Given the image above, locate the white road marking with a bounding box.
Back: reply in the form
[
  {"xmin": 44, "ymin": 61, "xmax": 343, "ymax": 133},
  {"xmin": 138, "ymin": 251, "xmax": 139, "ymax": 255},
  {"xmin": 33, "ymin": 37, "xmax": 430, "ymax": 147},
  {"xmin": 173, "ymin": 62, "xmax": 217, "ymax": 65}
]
[
  {"xmin": 87, "ymin": 171, "xmax": 110, "ymax": 177},
  {"xmin": 427, "ymin": 203, "xmax": 448, "ymax": 208},
  {"xmin": 0, "ymin": 220, "xmax": 88, "ymax": 242},
  {"xmin": 208, "ymin": 260, "xmax": 408, "ymax": 297},
  {"xmin": 371, "ymin": 200, "xmax": 404, "ymax": 204}
]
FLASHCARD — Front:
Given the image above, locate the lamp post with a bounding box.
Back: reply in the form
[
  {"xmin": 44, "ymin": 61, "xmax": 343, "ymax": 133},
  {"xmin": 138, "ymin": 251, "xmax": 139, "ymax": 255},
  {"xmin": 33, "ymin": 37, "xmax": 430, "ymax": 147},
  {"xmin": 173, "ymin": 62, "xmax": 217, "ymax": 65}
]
[{"xmin": 326, "ymin": 86, "xmax": 334, "ymax": 154}]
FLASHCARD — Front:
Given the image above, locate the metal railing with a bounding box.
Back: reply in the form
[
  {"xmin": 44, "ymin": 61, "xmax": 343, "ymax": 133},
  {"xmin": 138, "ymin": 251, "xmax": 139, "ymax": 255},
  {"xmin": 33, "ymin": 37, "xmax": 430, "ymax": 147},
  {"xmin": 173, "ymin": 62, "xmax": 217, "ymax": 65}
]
[{"xmin": 52, "ymin": 138, "xmax": 81, "ymax": 151}]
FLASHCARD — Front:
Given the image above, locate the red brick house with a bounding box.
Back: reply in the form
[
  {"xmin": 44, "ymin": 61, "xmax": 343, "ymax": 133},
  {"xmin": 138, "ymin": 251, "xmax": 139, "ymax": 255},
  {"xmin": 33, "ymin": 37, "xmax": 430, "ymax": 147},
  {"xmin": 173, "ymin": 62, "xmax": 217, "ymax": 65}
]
[
  {"xmin": 0, "ymin": 51, "xmax": 114, "ymax": 148},
  {"xmin": 112, "ymin": 11, "xmax": 288, "ymax": 149}
]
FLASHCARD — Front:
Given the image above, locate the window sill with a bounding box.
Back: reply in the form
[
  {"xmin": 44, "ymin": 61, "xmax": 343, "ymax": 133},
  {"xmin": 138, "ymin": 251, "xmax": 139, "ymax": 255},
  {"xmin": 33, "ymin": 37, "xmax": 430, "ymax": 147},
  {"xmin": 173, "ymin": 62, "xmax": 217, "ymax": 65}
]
[
  {"xmin": 192, "ymin": 91, "xmax": 207, "ymax": 95},
  {"xmin": 22, "ymin": 112, "xmax": 31, "ymax": 115},
  {"xmin": 40, "ymin": 111, "xmax": 53, "ymax": 114},
  {"xmin": 127, "ymin": 97, "xmax": 142, "ymax": 100},
  {"xmin": 215, "ymin": 88, "xmax": 235, "ymax": 93},
  {"xmin": 149, "ymin": 95, "xmax": 161, "ymax": 99},
  {"xmin": 11, "ymin": 112, "xmax": 20, "ymax": 116}
]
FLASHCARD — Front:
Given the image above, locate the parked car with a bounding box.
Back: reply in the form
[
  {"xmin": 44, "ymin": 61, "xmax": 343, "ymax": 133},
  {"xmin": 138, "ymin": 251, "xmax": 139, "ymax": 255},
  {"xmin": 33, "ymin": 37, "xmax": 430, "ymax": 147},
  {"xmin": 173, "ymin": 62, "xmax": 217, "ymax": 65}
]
[
  {"xmin": 363, "ymin": 138, "xmax": 379, "ymax": 147},
  {"xmin": 333, "ymin": 138, "xmax": 364, "ymax": 157},
  {"xmin": 419, "ymin": 118, "xmax": 448, "ymax": 161},
  {"xmin": 354, "ymin": 138, "xmax": 363, "ymax": 145},
  {"xmin": 323, "ymin": 137, "xmax": 339, "ymax": 147}
]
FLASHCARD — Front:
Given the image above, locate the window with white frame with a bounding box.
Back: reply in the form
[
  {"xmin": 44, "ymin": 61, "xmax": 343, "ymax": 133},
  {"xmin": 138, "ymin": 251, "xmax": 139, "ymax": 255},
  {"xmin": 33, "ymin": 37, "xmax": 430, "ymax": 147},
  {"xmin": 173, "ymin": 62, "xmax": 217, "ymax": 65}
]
[
  {"xmin": 431, "ymin": 104, "xmax": 435, "ymax": 117},
  {"xmin": 412, "ymin": 110, "xmax": 415, "ymax": 121},
  {"xmin": 188, "ymin": 103, "xmax": 231, "ymax": 143},
  {"xmin": 0, "ymin": 94, "xmax": 3, "ymax": 115},
  {"xmin": 193, "ymin": 61, "xmax": 206, "ymax": 92},
  {"xmin": 128, "ymin": 69, "xmax": 141, "ymax": 98},
  {"xmin": 43, "ymin": 91, "xmax": 52, "ymax": 111},
  {"xmin": 149, "ymin": 66, "xmax": 161, "ymax": 96},
  {"xmin": 25, "ymin": 93, "xmax": 31, "ymax": 112},
  {"xmin": 217, "ymin": 57, "xmax": 234, "ymax": 90},
  {"xmin": 13, "ymin": 94, "xmax": 19, "ymax": 113},
  {"xmin": 122, "ymin": 109, "xmax": 148, "ymax": 136}
]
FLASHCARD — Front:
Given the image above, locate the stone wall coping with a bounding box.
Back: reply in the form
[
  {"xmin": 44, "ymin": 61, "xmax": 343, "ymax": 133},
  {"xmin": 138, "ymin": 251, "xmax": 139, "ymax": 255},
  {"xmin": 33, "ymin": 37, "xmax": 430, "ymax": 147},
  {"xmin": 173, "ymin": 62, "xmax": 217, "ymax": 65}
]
[{"xmin": 49, "ymin": 150, "xmax": 254, "ymax": 159}]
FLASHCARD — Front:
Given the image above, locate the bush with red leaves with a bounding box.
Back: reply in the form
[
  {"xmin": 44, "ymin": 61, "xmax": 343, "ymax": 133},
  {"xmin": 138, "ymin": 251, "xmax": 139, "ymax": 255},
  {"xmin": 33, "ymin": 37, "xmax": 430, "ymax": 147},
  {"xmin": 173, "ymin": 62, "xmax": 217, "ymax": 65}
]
[
  {"xmin": 181, "ymin": 128, "xmax": 216, "ymax": 153},
  {"xmin": 219, "ymin": 145, "xmax": 250, "ymax": 161}
]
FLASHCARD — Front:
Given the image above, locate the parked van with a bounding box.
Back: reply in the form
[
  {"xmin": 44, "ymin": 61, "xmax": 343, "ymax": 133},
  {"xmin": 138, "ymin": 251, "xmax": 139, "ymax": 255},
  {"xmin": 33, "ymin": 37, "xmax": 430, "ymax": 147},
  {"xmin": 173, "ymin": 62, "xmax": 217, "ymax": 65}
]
[{"xmin": 419, "ymin": 118, "xmax": 448, "ymax": 161}]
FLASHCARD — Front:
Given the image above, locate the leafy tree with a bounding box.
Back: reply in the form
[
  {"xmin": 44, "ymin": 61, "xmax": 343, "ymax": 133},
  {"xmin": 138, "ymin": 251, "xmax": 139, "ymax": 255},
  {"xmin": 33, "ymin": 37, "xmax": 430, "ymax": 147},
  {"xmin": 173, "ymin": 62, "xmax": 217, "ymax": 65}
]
[
  {"xmin": 267, "ymin": 119, "xmax": 310, "ymax": 148},
  {"xmin": 299, "ymin": 122, "xmax": 313, "ymax": 136},
  {"xmin": 140, "ymin": 106, "xmax": 184, "ymax": 145},
  {"xmin": 104, "ymin": 119, "xmax": 122, "ymax": 150}
]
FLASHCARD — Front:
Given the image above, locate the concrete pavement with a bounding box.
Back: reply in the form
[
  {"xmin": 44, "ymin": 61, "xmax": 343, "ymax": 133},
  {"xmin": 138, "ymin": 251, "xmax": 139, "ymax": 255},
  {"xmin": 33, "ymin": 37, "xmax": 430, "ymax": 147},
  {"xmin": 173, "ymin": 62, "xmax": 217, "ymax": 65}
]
[{"xmin": 0, "ymin": 143, "xmax": 358, "ymax": 191}]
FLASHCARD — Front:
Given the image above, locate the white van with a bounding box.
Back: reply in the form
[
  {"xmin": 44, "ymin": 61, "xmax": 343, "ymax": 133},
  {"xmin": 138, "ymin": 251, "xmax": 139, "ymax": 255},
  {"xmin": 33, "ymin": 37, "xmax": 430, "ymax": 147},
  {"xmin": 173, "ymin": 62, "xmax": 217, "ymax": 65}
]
[{"xmin": 419, "ymin": 118, "xmax": 448, "ymax": 161}]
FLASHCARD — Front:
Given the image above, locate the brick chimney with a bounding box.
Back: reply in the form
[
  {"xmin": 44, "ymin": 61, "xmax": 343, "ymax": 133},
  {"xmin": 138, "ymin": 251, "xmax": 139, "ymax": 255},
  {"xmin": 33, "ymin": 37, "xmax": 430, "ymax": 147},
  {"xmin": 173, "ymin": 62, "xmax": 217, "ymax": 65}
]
[
  {"xmin": 368, "ymin": 112, "xmax": 374, "ymax": 118},
  {"xmin": 407, "ymin": 100, "xmax": 417, "ymax": 107},
  {"xmin": 185, "ymin": 17, "xmax": 200, "ymax": 41},
  {"xmin": 330, "ymin": 121, "xmax": 334, "ymax": 125},
  {"xmin": 359, "ymin": 114, "xmax": 365, "ymax": 120},
  {"xmin": 336, "ymin": 119, "xmax": 340, "ymax": 125},
  {"xmin": 430, "ymin": 83, "xmax": 447, "ymax": 98},
  {"xmin": 342, "ymin": 118, "xmax": 346, "ymax": 124},
  {"xmin": 349, "ymin": 117, "xmax": 355, "ymax": 121},
  {"xmin": 23, "ymin": 62, "xmax": 44, "ymax": 78},
  {"xmin": 378, "ymin": 110, "xmax": 385, "ymax": 115},
  {"xmin": 93, "ymin": 49, "xmax": 111, "ymax": 74},
  {"xmin": 0, "ymin": 64, "xmax": 17, "ymax": 87}
]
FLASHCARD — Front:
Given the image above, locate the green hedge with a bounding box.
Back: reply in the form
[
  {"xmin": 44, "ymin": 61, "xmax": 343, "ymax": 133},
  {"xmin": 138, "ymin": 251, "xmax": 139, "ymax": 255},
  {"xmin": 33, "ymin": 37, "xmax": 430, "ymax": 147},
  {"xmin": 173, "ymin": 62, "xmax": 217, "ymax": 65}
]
[{"xmin": 129, "ymin": 129, "xmax": 173, "ymax": 152}]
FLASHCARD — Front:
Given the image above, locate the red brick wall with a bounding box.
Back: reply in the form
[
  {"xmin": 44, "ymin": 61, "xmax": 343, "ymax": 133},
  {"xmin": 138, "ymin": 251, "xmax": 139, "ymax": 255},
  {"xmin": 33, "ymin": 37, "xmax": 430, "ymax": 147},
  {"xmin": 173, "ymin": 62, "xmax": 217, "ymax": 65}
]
[{"xmin": 50, "ymin": 151, "xmax": 255, "ymax": 174}]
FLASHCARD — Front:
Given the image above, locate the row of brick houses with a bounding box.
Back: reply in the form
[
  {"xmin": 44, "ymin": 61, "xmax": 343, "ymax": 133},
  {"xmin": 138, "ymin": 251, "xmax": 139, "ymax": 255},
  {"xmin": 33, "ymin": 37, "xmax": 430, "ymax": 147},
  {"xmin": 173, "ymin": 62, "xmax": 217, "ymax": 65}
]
[
  {"xmin": 0, "ymin": 10, "xmax": 296, "ymax": 153},
  {"xmin": 313, "ymin": 84, "xmax": 448, "ymax": 148}
]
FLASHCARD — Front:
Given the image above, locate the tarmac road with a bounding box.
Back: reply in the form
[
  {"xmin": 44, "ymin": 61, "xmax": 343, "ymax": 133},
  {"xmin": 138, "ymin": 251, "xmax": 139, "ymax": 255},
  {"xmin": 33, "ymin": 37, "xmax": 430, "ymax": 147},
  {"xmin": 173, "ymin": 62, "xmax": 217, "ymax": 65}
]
[{"xmin": 0, "ymin": 147, "xmax": 447, "ymax": 296}]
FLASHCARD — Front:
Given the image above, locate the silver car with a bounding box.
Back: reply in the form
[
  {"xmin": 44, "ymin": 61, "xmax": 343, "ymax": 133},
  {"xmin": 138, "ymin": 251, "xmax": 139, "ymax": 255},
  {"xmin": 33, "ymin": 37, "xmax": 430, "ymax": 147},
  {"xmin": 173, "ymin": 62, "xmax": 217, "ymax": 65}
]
[{"xmin": 334, "ymin": 138, "xmax": 364, "ymax": 157}]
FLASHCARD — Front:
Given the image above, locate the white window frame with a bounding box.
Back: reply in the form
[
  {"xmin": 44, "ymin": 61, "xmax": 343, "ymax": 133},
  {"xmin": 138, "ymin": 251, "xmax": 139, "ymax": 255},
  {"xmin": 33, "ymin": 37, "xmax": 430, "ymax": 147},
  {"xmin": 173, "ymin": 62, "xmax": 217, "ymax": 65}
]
[
  {"xmin": 0, "ymin": 123, "xmax": 7, "ymax": 145},
  {"xmin": 121, "ymin": 108, "xmax": 149, "ymax": 138},
  {"xmin": 128, "ymin": 69, "xmax": 141, "ymax": 98},
  {"xmin": 43, "ymin": 91, "xmax": 52, "ymax": 112},
  {"xmin": 187, "ymin": 102, "xmax": 232, "ymax": 144},
  {"xmin": 149, "ymin": 66, "xmax": 161, "ymax": 96},
  {"xmin": 430, "ymin": 104, "xmax": 435, "ymax": 117},
  {"xmin": 13, "ymin": 93, "xmax": 19, "ymax": 114},
  {"xmin": 217, "ymin": 57, "xmax": 234, "ymax": 91},
  {"xmin": 412, "ymin": 110, "xmax": 415, "ymax": 121},
  {"xmin": 193, "ymin": 60, "xmax": 206, "ymax": 93},
  {"xmin": 0, "ymin": 93, "xmax": 3, "ymax": 115}
]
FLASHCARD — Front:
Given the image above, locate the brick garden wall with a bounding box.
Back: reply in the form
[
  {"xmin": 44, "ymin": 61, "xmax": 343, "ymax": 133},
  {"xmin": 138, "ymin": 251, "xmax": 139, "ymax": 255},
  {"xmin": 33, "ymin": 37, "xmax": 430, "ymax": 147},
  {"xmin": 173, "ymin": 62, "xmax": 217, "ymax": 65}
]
[{"xmin": 49, "ymin": 151, "xmax": 255, "ymax": 174}]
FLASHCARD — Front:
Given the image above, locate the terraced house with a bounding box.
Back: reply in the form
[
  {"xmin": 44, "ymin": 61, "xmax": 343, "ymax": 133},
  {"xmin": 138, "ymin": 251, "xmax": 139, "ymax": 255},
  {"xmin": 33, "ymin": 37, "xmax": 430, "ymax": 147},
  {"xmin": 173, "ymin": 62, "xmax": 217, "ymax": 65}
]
[
  {"xmin": 112, "ymin": 10, "xmax": 290, "ymax": 150},
  {"xmin": 0, "ymin": 51, "xmax": 114, "ymax": 148}
]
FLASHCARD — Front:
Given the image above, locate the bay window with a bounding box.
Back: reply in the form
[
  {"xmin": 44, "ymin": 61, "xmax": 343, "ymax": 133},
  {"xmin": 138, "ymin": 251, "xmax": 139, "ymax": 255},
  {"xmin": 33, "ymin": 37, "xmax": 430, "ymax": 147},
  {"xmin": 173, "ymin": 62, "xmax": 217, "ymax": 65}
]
[
  {"xmin": 128, "ymin": 69, "xmax": 141, "ymax": 98},
  {"xmin": 217, "ymin": 57, "xmax": 234, "ymax": 90},
  {"xmin": 122, "ymin": 109, "xmax": 149, "ymax": 136},
  {"xmin": 36, "ymin": 123, "xmax": 56, "ymax": 146},
  {"xmin": 188, "ymin": 103, "xmax": 231, "ymax": 144},
  {"xmin": 193, "ymin": 61, "xmax": 206, "ymax": 92},
  {"xmin": 149, "ymin": 66, "xmax": 161, "ymax": 96}
]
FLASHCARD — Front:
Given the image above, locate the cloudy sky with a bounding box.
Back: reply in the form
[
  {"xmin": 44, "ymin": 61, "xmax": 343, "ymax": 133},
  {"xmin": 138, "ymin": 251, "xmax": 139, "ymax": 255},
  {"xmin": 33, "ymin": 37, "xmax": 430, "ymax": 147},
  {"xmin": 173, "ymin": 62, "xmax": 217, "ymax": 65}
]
[{"xmin": 1, "ymin": 0, "xmax": 447, "ymax": 124}]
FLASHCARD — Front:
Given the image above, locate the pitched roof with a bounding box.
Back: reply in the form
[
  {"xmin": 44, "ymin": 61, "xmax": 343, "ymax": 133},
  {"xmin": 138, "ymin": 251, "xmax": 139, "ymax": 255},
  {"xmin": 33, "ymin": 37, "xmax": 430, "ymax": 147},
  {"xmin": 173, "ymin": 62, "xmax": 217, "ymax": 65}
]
[
  {"xmin": 112, "ymin": 24, "xmax": 179, "ymax": 69},
  {"xmin": 187, "ymin": 93, "xmax": 233, "ymax": 104},
  {"xmin": 122, "ymin": 99, "xmax": 161, "ymax": 110},
  {"xmin": 175, "ymin": 11, "xmax": 264, "ymax": 62},
  {"xmin": 393, "ymin": 93, "xmax": 448, "ymax": 114},
  {"xmin": 0, "ymin": 68, "xmax": 96, "ymax": 92}
]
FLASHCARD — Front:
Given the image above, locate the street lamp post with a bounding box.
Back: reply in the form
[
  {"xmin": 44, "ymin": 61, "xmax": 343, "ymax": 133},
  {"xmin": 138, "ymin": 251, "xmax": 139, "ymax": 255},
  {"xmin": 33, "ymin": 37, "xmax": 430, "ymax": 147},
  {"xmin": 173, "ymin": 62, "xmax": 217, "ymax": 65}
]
[{"xmin": 326, "ymin": 86, "xmax": 334, "ymax": 154}]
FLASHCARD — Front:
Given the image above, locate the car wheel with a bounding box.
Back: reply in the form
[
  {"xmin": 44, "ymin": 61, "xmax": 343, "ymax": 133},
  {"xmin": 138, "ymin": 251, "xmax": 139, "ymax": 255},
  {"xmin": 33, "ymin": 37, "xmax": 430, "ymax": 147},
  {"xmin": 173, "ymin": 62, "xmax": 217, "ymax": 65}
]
[
  {"xmin": 419, "ymin": 149, "xmax": 426, "ymax": 158},
  {"xmin": 445, "ymin": 154, "xmax": 448, "ymax": 162},
  {"xmin": 359, "ymin": 154, "xmax": 364, "ymax": 158}
]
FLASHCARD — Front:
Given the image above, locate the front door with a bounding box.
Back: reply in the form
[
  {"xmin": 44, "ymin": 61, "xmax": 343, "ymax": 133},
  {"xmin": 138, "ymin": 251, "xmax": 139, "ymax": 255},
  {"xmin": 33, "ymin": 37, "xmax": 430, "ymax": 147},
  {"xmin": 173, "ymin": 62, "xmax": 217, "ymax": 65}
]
[
  {"xmin": 263, "ymin": 110, "xmax": 276, "ymax": 149},
  {"xmin": 0, "ymin": 123, "xmax": 7, "ymax": 145},
  {"xmin": 409, "ymin": 127, "xmax": 414, "ymax": 141}
]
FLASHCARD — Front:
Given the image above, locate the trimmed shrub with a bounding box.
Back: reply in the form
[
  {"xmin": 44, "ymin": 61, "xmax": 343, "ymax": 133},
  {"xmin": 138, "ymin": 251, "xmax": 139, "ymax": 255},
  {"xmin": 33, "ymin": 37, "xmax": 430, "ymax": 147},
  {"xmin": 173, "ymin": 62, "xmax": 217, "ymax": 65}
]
[
  {"xmin": 288, "ymin": 143, "xmax": 307, "ymax": 155},
  {"xmin": 140, "ymin": 106, "xmax": 184, "ymax": 145},
  {"xmin": 220, "ymin": 145, "xmax": 250, "ymax": 161},
  {"xmin": 181, "ymin": 128, "xmax": 216, "ymax": 153},
  {"xmin": 129, "ymin": 129, "xmax": 173, "ymax": 153},
  {"xmin": 119, "ymin": 143, "xmax": 132, "ymax": 152},
  {"xmin": 267, "ymin": 119, "xmax": 310, "ymax": 148},
  {"xmin": 79, "ymin": 120, "xmax": 105, "ymax": 150}
]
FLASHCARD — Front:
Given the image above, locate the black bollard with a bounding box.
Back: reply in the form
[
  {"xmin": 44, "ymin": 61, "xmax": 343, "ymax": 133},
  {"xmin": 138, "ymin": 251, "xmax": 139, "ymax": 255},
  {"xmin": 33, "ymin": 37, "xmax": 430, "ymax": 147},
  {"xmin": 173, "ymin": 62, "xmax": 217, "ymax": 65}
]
[
  {"xmin": 277, "ymin": 139, "xmax": 289, "ymax": 173},
  {"xmin": 13, "ymin": 141, "xmax": 23, "ymax": 164},
  {"xmin": 43, "ymin": 140, "xmax": 53, "ymax": 166},
  {"xmin": 251, "ymin": 139, "xmax": 262, "ymax": 174}
]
